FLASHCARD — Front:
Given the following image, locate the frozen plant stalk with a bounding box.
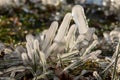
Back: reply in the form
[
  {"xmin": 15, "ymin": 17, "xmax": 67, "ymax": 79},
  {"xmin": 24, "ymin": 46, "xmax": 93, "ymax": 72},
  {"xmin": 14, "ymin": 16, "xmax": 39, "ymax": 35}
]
[{"xmin": 72, "ymin": 5, "xmax": 89, "ymax": 34}]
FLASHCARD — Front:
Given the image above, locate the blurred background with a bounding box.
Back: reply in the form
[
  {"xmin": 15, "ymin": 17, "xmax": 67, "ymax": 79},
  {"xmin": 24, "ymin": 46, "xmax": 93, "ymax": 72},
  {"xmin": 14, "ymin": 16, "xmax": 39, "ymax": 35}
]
[{"xmin": 0, "ymin": 0, "xmax": 120, "ymax": 45}]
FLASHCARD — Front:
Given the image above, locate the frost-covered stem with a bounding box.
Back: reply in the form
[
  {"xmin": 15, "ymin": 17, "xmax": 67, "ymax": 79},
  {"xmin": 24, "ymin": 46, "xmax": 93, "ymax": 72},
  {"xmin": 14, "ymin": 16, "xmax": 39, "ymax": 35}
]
[
  {"xmin": 82, "ymin": 40, "xmax": 98, "ymax": 56},
  {"xmin": 112, "ymin": 42, "xmax": 120, "ymax": 80}
]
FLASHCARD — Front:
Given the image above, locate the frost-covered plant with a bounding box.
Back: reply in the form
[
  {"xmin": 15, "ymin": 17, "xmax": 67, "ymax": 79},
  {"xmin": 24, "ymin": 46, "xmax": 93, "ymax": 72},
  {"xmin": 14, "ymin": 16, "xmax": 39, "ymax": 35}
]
[
  {"xmin": 0, "ymin": 3, "xmax": 120, "ymax": 79},
  {"xmin": 102, "ymin": 28, "xmax": 120, "ymax": 80},
  {"xmin": 20, "ymin": 5, "xmax": 101, "ymax": 79},
  {"xmin": 2, "ymin": 4, "xmax": 120, "ymax": 80},
  {"xmin": 21, "ymin": 34, "xmax": 46, "ymax": 79}
]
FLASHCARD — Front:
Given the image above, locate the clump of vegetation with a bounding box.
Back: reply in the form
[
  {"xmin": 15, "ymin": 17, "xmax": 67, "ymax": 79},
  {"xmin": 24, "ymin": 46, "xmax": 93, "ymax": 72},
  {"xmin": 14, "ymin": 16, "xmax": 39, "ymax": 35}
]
[{"xmin": 0, "ymin": 5, "xmax": 120, "ymax": 80}]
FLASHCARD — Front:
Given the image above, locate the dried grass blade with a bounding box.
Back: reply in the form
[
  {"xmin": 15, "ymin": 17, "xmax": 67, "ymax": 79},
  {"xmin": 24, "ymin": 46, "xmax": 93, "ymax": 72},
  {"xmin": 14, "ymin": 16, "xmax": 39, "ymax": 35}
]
[
  {"xmin": 102, "ymin": 44, "xmax": 120, "ymax": 74},
  {"xmin": 82, "ymin": 40, "xmax": 98, "ymax": 56},
  {"xmin": 63, "ymin": 61, "xmax": 79, "ymax": 72},
  {"xmin": 112, "ymin": 42, "xmax": 120, "ymax": 80},
  {"xmin": 0, "ymin": 77, "xmax": 15, "ymax": 80},
  {"xmin": 112, "ymin": 42, "xmax": 120, "ymax": 59},
  {"xmin": 4, "ymin": 66, "xmax": 26, "ymax": 73},
  {"xmin": 101, "ymin": 58, "xmax": 115, "ymax": 74},
  {"xmin": 60, "ymin": 50, "xmax": 79, "ymax": 59},
  {"xmin": 80, "ymin": 50, "xmax": 101, "ymax": 63},
  {"xmin": 33, "ymin": 71, "xmax": 52, "ymax": 80}
]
